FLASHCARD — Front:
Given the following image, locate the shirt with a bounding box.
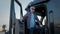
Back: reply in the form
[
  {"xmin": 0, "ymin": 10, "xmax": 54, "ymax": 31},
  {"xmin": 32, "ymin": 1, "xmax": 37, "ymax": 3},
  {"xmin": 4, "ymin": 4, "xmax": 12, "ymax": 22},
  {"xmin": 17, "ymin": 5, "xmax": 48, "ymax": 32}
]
[{"xmin": 30, "ymin": 13, "xmax": 35, "ymax": 28}]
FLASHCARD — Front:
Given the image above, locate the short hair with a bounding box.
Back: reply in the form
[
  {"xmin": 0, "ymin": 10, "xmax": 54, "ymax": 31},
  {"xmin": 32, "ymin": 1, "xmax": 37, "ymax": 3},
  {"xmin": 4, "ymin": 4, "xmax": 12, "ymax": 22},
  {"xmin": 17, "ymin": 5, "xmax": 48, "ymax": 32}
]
[{"xmin": 30, "ymin": 6, "xmax": 35, "ymax": 10}]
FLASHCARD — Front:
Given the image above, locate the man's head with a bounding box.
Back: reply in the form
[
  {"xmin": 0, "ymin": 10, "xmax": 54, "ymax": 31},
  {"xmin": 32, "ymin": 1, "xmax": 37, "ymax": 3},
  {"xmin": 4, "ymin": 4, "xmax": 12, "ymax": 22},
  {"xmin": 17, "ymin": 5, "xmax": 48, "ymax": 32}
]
[{"xmin": 30, "ymin": 6, "xmax": 35, "ymax": 13}]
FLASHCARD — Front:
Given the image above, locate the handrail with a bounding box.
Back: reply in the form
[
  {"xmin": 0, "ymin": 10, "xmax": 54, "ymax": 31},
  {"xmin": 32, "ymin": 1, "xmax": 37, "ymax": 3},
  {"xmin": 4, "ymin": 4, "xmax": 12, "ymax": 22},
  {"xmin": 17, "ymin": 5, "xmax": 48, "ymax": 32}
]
[{"xmin": 15, "ymin": 0, "xmax": 23, "ymax": 17}]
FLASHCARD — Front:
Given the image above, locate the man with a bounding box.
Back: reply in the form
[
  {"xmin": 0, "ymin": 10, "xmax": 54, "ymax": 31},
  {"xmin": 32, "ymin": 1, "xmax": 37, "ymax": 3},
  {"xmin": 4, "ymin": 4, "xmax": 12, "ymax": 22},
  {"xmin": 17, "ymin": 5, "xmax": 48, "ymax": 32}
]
[{"xmin": 23, "ymin": 6, "xmax": 40, "ymax": 34}]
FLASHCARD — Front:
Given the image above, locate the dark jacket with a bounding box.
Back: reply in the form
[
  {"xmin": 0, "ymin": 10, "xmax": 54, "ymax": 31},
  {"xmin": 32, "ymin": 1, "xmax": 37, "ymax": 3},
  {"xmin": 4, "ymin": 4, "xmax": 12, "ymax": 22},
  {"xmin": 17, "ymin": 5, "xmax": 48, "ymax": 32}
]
[{"xmin": 23, "ymin": 12, "xmax": 40, "ymax": 28}]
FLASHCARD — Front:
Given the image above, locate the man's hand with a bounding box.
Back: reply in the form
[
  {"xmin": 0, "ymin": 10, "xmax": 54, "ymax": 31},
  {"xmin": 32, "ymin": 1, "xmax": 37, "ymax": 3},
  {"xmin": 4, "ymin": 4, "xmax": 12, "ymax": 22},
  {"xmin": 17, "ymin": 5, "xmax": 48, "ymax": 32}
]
[{"xmin": 20, "ymin": 15, "xmax": 23, "ymax": 21}]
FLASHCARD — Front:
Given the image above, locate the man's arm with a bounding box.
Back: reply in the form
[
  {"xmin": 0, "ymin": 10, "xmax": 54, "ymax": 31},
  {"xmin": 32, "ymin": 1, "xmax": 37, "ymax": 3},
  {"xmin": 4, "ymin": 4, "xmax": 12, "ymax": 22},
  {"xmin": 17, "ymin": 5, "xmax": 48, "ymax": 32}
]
[
  {"xmin": 23, "ymin": 12, "xmax": 29, "ymax": 20},
  {"xmin": 20, "ymin": 12, "xmax": 28, "ymax": 22}
]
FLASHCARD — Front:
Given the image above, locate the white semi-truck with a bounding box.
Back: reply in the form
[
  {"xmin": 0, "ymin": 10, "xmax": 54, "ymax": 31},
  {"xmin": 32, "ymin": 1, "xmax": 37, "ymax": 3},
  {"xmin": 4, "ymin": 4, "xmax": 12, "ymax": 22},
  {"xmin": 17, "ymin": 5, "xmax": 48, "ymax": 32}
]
[{"xmin": 9, "ymin": 0, "xmax": 60, "ymax": 34}]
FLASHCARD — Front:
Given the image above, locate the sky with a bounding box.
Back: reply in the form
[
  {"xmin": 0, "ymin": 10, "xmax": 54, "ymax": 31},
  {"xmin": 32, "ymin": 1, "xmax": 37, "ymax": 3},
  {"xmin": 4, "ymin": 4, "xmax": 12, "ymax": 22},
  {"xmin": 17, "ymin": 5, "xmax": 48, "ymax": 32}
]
[{"xmin": 0, "ymin": 0, "xmax": 60, "ymax": 31}]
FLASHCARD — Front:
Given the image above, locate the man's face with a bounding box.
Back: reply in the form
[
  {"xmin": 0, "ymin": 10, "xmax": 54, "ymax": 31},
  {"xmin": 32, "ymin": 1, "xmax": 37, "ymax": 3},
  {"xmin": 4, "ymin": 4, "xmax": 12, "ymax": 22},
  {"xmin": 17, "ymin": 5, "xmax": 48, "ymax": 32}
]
[{"xmin": 30, "ymin": 6, "xmax": 35, "ymax": 12}]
